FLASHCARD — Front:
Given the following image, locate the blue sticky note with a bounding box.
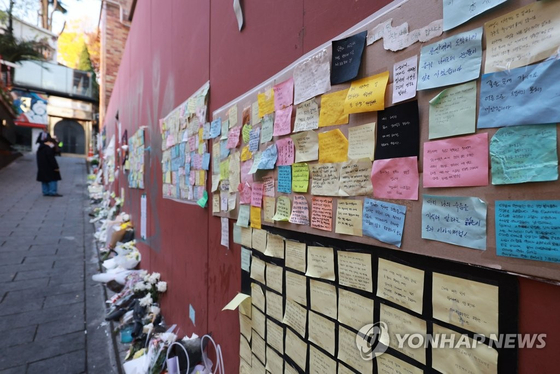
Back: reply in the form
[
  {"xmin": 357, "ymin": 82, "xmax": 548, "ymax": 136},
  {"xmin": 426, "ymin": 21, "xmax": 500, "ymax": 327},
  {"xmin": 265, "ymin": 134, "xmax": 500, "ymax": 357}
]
[
  {"xmin": 278, "ymin": 165, "xmax": 292, "ymax": 194},
  {"xmin": 258, "ymin": 144, "xmax": 278, "ymax": 170},
  {"xmin": 496, "ymin": 201, "xmax": 560, "ymax": 263},
  {"xmin": 363, "ymin": 198, "xmax": 406, "ymax": 248},
  {"xmin": 490, "ymin": 124, "xmax": 558, "ymax": 185},
  {"xmin": 210, "ymin": 118, "xmax": 221, "ymax": 139},
  {"xmin": 201, "ymin": 153, "xmax": 211, "ymax": 171},
  {"xmin": 220, "ymin": 139, "xmax": 230, "ymax": 160},
  {"xmin": 417, "ymin": 27, "xmax": 482, "ymax": 91},
  {"xmin": 422, "ymin": 195, "xmax": 487, "ymax": 250},
  {"xmin": 189, "ymin": 304, "xmax": 196, "ymax": 326},
  {"xmin": 443, "ymin": 0, "xmax": 506, "ymax": 31},
  {"xmin": 202, "ymin": 122, "xmax": 211, "ymax": 140},
  {"xmin": 478, "ymin": 59, "xmax": 560, "ymax": 128},
  {"xmin": 249, "ymin": 127, "xmax": 260, "ymax": 153}
]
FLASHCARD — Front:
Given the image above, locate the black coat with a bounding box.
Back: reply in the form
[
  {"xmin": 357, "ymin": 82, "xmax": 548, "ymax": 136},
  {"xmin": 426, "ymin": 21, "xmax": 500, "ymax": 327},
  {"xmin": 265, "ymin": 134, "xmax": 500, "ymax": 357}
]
[{"xmin": 36, "ymin": 143, "xmax": 61, "ymax": 182}]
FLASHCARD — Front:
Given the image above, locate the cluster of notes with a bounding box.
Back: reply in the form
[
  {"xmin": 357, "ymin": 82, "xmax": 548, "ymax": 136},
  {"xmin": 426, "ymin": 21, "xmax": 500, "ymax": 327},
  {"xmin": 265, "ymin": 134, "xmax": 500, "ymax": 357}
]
[
  {"xmin": 224, "ymin": 226, "xmax": 500, "ymax": 373},
  {"xmin": 125, "ymin": 128, "xmax": 145, "ymax": 189},
  {"xmin": 160, "ymin": 82, "xmax": 210, "ymax": 202},
  {"xmin": 209, "ymin": 0, "xmax": 560, "ymax": 264}
]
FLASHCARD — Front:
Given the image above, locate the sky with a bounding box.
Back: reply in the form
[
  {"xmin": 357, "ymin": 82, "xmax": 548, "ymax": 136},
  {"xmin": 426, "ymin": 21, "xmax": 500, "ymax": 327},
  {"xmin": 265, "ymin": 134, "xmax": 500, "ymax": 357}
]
[{"xmin": 1, "ymin": 0, "xmax": 101, "ymax": 34}]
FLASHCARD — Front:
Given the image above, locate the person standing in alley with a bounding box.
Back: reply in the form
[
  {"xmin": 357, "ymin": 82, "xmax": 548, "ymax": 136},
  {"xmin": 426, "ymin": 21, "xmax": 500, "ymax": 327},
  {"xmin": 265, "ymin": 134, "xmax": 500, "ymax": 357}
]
[{"xmin": 36, "ymin": 135, "xmax": 63, "ymax": 197}]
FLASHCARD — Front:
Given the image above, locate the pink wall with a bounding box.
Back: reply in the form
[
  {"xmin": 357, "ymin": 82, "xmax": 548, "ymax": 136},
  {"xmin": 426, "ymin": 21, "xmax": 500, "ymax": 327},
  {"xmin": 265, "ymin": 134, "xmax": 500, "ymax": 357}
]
[{"xmin": 103, "ymin": 1, "xmax": 560, "ymax": 372}]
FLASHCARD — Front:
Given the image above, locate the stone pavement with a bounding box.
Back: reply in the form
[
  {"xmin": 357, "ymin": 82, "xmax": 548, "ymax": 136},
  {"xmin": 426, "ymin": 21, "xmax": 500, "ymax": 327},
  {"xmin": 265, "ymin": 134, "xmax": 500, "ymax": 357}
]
[{"xmin": 0, "ymin": 153, "xmax": 120, "ymax": 374}]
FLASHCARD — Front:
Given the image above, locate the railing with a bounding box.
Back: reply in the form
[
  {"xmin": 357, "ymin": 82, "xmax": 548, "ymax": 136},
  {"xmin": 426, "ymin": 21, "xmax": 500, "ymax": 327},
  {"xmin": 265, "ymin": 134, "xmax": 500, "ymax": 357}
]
[{"xmin": 13, "ymin": 61, "xmax": 95, "ymax": 100}]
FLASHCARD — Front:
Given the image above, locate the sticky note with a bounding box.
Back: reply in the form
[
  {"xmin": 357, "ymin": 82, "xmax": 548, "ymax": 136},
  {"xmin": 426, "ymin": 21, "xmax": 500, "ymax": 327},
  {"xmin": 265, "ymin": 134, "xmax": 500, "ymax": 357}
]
[
  {"xmin": 289, "ymin": 195, "xmax": 309, "ymax": 225},
  {"xmin": 318, "ymin": 129, "xmax": 348, "ymax": 163},
  {"xmin": 258, "ymin": 89, "xmax": 275, "ymax": 117},
  {"xmin": 422, "ymin": 195, "xmax": 487, "ymax": 250},
  {"xmin": 291, "ymin": 131, "xmax": 318, "ymax": 163},
  {"xmin": 392, "ymin": 55, "xmax": 418, "ymax": 104},
  {"xmin": 293, "ymin": 48, "xmax": 331, "ymax": 105},
  {"xmin": 293, "ymin": 98, "xmax": 319, "ymax": 132},
  {"xmin": 278, "ymin": 165, "xmax": 292, "ymax": 194},
  {"xmin": 344, "ymin": 71, "xmax": 389, "ymax": 114},
  {"xmin": 363, "ymin": 198, "xmax": 406, "ymax": 247},
  {"xmin": 331, "ymin": 31, "xmax": 367, "ymax": 85},
  {"xmin": 335, "ymin": 199, "xmax": 363, "ymax": 236},
  {"xmin": 272, "ymin": 196, "xmax": 291, "ymax": 221},
  {"xmin": 375, "ymin": 100, "xmax": 420, "ymax": 160},
  {"xmin": 348, "ymin": 122, "xmax": 375, "ymax": 161},
  {"xmin": 277, "ymin": 137, "xmax": 295, "ymax": 166},
  {"xmin": 423, "ymin": 133, "xmax": 488, "ymax": 188},
  {"xmin": 318, "ymin": 89, "xmax": 349, "ymax": 128},
  {"xmin": 429, "ymin": 81, "xmax": 476, "ymax": 140},
  {"xmin": 311, "ymin": 197, "xmax": 333, "ymax": 232},
  {"xmin": 250, "ymin": 206, "xmax": 262, "ymax": 229},
  {"xmin": 273, "ymin": 106, "xmax": 293, "ymax": 136},
  {"xmin": 273, "ymin": 78, "xmax": 294, "ymax": 111},
  {"xmin": 490, "ymin": 125, "xmax": 558, "ymax": 185},
  {"xmin": 371, "ymin": 156, "xmax": 419, "ymax": 200},
  {"xmin": 292, "ymin": 163, "xmax": 309, "ymax": 193},
  {"xmin": 417, "ymin": 27, "xmax": 483, "ymax": 90}
]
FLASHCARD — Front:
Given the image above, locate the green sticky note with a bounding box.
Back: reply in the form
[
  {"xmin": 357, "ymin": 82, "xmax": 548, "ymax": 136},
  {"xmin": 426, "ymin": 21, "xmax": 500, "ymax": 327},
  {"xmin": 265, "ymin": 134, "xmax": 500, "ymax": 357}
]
[{"xmin": 197, "ymin": 190, "xmax": 208, "ymax": 208}]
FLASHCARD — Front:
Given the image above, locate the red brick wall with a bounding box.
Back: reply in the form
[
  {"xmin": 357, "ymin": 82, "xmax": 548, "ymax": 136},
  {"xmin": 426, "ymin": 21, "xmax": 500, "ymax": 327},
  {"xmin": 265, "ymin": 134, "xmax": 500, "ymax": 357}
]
[{"xmin": 99, "ymin": 0, "xmax": 132, "ymax": 127}]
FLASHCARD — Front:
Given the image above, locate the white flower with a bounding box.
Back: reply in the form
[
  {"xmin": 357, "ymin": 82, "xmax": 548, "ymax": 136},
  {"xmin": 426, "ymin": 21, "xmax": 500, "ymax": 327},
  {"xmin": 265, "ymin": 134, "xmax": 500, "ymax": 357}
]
[
  {"xmin": 156, "ymin": 281, "xmax": 167, "ymax": 293},
  {"xmin": 148, "ymin": 272, "xmax": 161, "ymax": 284},
  {"xmin": 139, "ymin": 294, "xmax": 153, "ymax": 307},
  {"xmin": 133, "ymin": 282, "xmax": 147, "ymax": 292},
  {"xmin": 139, "ymin": 270, "xmax": 148, "ymax": 278}
]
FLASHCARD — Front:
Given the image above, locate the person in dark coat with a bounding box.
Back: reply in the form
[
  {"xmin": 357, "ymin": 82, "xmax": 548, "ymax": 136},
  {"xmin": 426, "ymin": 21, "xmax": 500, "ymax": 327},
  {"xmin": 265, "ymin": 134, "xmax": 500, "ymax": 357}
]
[{"xmin": 36, "ymin": 135, "xmax": 62, "ymax": 197}]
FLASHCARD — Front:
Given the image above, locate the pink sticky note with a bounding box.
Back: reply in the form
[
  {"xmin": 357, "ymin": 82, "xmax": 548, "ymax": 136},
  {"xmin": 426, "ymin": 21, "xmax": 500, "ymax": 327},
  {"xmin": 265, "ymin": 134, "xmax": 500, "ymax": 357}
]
[
  {"xmin": 273, "ymin": 78, "xmax": 294, "ymax": 112},
  {"xmin": 273, "ymin": 106, "xmax": 293, "ymax": 136},
  {"xmin": 251, "ymin": 183, "xmax": 264, "ymax": 207},
  {"xmin": 277, "ymin": 137, "xmax": 295, "ymax": 166},
  {"xmin": 263, "ymin": 175, "xmax": 275, "ymax": 197},
  {"xmin": 227, "ymin": 126, "xmax": 242, "ymax": 149},
  {"xmin": 189, "ymin": 136, "xmax": 197, "ymax": 152},
  {"xmin": 239, "ymin": 182, "xmax": 252, "ymax": 204},
  {"xmin": 372, "ymin": 156, "xmax": 419, "ymax": 200},
  {"xmin": 241, "ymin": 160, "xmax": 253, "ymax": 184},
  {"xmin": 423, "ymin": 133, "xmax": 488, "ymax": 188}
]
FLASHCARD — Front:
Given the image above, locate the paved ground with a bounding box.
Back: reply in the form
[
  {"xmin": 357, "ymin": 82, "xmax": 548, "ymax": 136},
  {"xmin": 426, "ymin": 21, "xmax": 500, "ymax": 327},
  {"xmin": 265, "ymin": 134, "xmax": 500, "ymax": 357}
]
[{"xmin": 0, "ymin": 153, "xmax": 120, "ymax": 374}]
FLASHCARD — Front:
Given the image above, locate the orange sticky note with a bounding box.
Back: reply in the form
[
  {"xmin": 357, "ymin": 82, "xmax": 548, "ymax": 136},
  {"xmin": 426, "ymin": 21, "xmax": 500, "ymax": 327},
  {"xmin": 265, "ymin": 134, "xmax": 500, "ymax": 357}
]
[
  {"xmin": 318, "ymin": 129, "xmax": 348, "ymax": 163},
  {"xmin": 344, "ymin": 71, "xmax": 389, "ymax": 114}
]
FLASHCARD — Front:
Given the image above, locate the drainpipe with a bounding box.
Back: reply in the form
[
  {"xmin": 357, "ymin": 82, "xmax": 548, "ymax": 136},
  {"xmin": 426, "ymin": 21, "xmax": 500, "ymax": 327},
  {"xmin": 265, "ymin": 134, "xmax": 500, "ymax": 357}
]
[{"xmin": 103, "ymin": 0, "xmax": 131, "ymax": 28}]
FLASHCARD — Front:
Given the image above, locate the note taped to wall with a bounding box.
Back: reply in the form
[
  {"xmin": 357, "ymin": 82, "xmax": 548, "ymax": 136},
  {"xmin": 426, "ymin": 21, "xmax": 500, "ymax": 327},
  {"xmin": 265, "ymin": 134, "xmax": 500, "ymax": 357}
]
[
  {"xmin": 381, "ymin": 303, "xmax": 426, "ymax": 364},
  {"xmin": 306, "ymin": 246, "xmax": 335, "ymax": 281},
  {"xmin": 495, "ymin": 200, "xmax": 560, "ymax": 263},
  {"xmin": 443, "ymin": 0, "xmax": 505, "ymax": 31},
  {"xmin": 289, "ymin": 195, "xmax": 309, "ymax": 225},
  {"xmin": 293, "ymin": 98, "xmax": 319, "ymax": 132},
  {"xmin": 432, "ymin": 324, "xmax": 498, "ymax": 374},
  {"xmin": 478, "ymin": 59, "xmax": 560, "ymax": 129},
  {"xmin": 371, "ymin": 156, "xmax": 418, "ymax": 200},
  {"xmin": 484, "ymin": 1, "xmax": 560, "ymax": 73},
  {"xmin": 272, "ymin": 196, "xmax": 291, "ymax": 221},
  {"xmin": 363, "ymin": 198, "xmax": 406, "ymax": 248},
  {"xmin": 291, "ymin": 131, "xmax": 318, "ymax": 163},
  {"xmin": 392, "ymin": 55, "xmax": 418, "ymax": 104},
  {"xmin": 309, "ymin": 279, "xmax": 337, "ymax": 319},
  {"xmin": 344, "ymin": 71, "xmax": 389, "ymax": 114},
  {"xmin": 423, "ymin": 133, "xmax": 488, "ymax": 188},
  {"xmin": 336, "ymin": 199, "xmax": 363, "ymax": 236},
  {"xmin": 432, "ymin": 272, "xmax": 499, "ymax": 336},
  {"xmin": 338, "ymin": 251, "xmax": 372, "ymax": 292},
  {"xmin": 318, "ymin": 89, "xmax": 349, "ymax": 127},
  {"xmin": 490, "ymin": 125, "xmax": 558, "ymax": 185},
  {"xmin": 293, "ymin": 48, "xmax": 331, "ymax": 105},
  {"xmin": 348, "ymin": 122, "xmax": 375, "ymax": 161},
  {"xmin": 318, "ymin": 129, "xmax": 348, "ymax": 164},
  {"xmin": 429, "ymin": 80, "xmax": 477, "ymax": 140},
  {"xmin": 257, "ymin": 89, "xmax": 274, "ymax": 118},
  {"xmin": 285, "ymin": 240, "xmax": 306, "ymax": 273},
  {"xmin": 417, "ymin": 27, "xmax": 483, "ymax": 90},
  {"xmin": 311, "ymin": 196, "xmax": 333, "ymax": 232},
  {"xmin": 377, "ymin": 258, "xmax": 424, "ymax": 314},
  {"xmin": 310, "ymin": 163, "xmax": 340, "ymax": 196},
  {"xmin": 422, "ymin": 195, "xmax": 487, "ymax": 250}
]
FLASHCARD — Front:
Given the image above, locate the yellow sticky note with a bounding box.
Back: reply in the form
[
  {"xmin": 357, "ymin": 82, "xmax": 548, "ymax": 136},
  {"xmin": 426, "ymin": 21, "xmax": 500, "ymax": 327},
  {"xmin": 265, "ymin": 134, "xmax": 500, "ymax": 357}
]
[
  {"xmin": 219, "ymin": 159, "xmax": 229, "ymax": 181},
  {"xmin": 198, "ymin": 170, "xmax": 206, "ymax": 186},
  {"xmin": 272, "ymin": 196, "xmax": 291, "ymax": 222},
  {"xmin": 291, "ymin": 163, "xmax": 309, "ymax": 193},
  {"xmin": 228, "ymin": 105, "xmax": 238, "ymax": 128},
  {"xmin": 344, "ymin": 71, "xmax": 389, "ymax": 114},
  {"xmin": 318, "ymin": 129, "xmax": 348, "ymax": 164},
  {"xmin": 164, "ymin": 172, "xmax": 172, "ymax": 184},
  {"xmin": 241, "ymin": 146, "xmax": 252, "ymax": 161},
  {"xmin": 250, "ymin": 206, "xmax": 262, "ymax": 229},
  {"xmin": 335, "ymin": 199, "xmax": 363, "ymax": 236},
  {"xmin": 263, "ymin": 196, "xmax": 276, "ymax": 223},
  {"xmin": 198, "ymin": 127, "xmax": 204, "ymax": 140},
  {"xmin": 319, "ymin": 89, "xmax": 349, "ymax": 127},
  {"xmin": 242, "ymin": 124, "xmax": 252, "ymax": 144},
  {"xmin": 258, "ymin": 89, "xmax": 275, "ymax": 118}
]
